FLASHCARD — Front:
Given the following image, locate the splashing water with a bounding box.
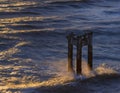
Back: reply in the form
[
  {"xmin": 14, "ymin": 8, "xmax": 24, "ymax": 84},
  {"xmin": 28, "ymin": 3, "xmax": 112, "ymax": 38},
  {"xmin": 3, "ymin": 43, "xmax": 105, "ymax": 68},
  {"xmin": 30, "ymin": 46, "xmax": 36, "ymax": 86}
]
[
  {"xmin": 0, "ymin": 60, "xmax": 118, "ymax": 93},
  {"xmin": 0, "ymin": 0, "xmax": 120, "ymax": 92}
]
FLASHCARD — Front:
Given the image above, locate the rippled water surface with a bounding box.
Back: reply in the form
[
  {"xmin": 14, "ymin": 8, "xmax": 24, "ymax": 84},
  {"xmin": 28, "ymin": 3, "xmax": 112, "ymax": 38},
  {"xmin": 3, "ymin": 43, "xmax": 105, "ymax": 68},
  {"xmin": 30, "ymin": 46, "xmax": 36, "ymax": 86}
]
[{"xmin": 0, "ymin": 0, "xmax": 120, "ymax": 93}]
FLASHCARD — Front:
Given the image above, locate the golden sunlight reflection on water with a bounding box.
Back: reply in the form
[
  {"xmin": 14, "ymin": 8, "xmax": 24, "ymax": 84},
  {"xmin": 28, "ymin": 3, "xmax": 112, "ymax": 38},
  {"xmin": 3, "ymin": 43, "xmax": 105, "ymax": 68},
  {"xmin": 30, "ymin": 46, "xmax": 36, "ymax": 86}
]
[
  {"xmin": 0, "ymin": 59, "xmax": 118, "ymax": 91},
  {"xmin": 0, "ymin": 1, "xmax": 37, "ymax": 12}
]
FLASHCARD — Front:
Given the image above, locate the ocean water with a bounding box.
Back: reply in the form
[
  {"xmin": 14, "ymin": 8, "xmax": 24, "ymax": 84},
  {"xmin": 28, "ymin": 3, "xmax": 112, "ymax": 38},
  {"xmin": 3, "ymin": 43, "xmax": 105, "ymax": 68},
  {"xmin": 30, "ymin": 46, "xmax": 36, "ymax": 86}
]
[{"xmin": 0, "ymin": 0, "xmax": 120, "ymax": 93}]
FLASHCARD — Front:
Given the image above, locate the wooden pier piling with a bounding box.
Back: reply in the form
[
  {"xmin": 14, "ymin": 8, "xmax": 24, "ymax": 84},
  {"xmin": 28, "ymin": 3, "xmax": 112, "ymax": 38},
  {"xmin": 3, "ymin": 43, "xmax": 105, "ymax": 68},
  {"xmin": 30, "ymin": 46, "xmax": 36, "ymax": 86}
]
[
  {"xmin": 67, "ymin": 32, "xmax": 93, "ymax": 75},
  {"xmin": 67, "ymin": 32, "xmax": 74, "ymax": 72},
  {"xmin": 88, "ymin": 32, "xmax": 93, "ymax": 70},
  {"xmin": 76, "ymin": 36, "xmax": 82, "ymax": 75}
]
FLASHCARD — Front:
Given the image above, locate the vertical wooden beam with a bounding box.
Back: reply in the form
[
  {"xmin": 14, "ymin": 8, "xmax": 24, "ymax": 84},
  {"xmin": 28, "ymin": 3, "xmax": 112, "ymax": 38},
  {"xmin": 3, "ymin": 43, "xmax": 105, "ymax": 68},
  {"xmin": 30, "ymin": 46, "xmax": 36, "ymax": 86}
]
[
  {"xmin": 88, "ymin": 32, "xmax": 93, "ymax": 70},
  {"xmin": 67, "ymin": 32, "xmax": 93, "ymax": 75},
  {"xmin": 76, "ymin": 36, "xmax": 82, "ymax": 75},
  {"xmin": 67, "ymin": 33, "xmax": 74, "ymax": 72}
]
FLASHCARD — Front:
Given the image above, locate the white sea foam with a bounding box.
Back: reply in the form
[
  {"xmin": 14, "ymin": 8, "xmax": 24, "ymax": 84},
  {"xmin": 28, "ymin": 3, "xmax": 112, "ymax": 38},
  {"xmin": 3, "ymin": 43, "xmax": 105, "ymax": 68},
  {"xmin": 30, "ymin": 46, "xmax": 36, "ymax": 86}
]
[{"xmin": 0, "ymin": 59, "xmax": 118, "ymax": 93}]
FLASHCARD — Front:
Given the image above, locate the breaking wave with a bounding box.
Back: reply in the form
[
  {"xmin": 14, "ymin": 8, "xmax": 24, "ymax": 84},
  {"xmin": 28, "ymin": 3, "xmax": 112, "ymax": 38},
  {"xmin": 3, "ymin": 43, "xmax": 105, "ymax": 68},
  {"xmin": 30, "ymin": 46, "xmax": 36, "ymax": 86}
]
[{"xmin": 0, "ymin": 60, "xmax": 119, "ymax": 93}]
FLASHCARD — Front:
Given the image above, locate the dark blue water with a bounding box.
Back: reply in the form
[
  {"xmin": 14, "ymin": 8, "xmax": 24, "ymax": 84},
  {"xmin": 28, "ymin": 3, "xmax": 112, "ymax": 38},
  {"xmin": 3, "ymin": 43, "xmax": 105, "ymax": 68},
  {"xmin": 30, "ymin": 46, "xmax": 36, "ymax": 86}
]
[{"xmin": 0, "ymin": 0, "xmax": 120, "ymax": 92}]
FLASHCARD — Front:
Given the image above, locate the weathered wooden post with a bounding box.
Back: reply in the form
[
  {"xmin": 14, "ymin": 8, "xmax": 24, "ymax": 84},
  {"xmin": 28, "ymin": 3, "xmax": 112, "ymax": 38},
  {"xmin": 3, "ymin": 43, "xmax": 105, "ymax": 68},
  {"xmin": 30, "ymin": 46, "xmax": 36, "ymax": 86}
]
[
  {"xmin": 67, "ymin": 32, "xmax": 74, "ymax": 72},
  {"xmin": 66, "ymin": 32, "xmax": 93, "ymax": 75},
  {"xmin": 76, "ymin": 36, "xmax": 82, "ymax": 75},
  {"xmin": 88, "ymin": 32, "xmax": 93, "ymax": 70}
]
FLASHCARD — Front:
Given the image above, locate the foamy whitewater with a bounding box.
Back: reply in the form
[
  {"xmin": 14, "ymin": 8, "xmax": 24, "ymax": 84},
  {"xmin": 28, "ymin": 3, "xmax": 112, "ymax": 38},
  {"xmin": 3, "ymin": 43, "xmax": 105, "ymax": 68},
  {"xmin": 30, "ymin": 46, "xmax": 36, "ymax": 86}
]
[{"xmin": 0, "ymin": 0, "xmax": 120, "ymax": 93}]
